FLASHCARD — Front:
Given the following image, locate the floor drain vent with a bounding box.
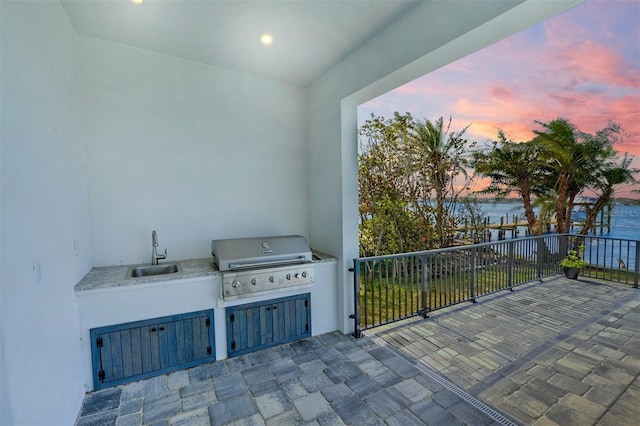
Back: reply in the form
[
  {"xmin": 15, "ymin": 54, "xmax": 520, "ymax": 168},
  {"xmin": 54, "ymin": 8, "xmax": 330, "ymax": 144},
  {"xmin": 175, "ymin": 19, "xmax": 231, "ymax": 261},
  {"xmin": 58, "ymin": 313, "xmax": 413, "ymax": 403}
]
[{"xmin": 372, "ymin": 337, "xmax": 519, "ymax": 426}]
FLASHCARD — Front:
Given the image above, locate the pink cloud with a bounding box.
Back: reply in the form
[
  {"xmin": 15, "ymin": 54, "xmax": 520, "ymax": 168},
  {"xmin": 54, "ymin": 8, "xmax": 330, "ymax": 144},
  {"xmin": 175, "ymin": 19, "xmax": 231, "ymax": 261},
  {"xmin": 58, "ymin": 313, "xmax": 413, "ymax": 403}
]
[
  {"xmin": 358, "ymin": 0, "xmax": 639, "ymax": 196},
  {"xmin": 392, "ymin": 84, "xmax": 422, "ymax": 95},
  {"xmin": 550, "ymin": 40, "xmax": 640, "ymax": 89},
  {"xmin": 487, "ymin": 86, "xmax": 515, "ymax": 103}
]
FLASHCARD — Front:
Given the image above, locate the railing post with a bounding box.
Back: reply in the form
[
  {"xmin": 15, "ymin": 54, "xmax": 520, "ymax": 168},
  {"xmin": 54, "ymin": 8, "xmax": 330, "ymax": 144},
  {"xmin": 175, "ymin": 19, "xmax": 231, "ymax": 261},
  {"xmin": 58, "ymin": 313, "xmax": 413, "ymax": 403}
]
[
  {"xmin": 558, "ymin": 234, "xmax": 569, "ymax": 276},
  {"xmin": 634, "ymin": 240, "xmax": 639, "ymax": 289},
  {"xmin": 508, "ymin": 239, "xmax": 515, "ymax": 291},
  {"xmin": 420, "ymin": 254, "xmax": 429, "ymax": 317},
  {"xmin": 351, "ymin": 259, "xmax": 362, "ymax": 338},
  {"xmin": 536, "ymin": 236, "xmax": 544, "ymax": 280},
  {"xmin": 562, "ymin": 234, "xmax": 571, "ymax": 253},
  {"xmin": 470, "ymin": 246, "xmax": 477, "ymax": 303}
]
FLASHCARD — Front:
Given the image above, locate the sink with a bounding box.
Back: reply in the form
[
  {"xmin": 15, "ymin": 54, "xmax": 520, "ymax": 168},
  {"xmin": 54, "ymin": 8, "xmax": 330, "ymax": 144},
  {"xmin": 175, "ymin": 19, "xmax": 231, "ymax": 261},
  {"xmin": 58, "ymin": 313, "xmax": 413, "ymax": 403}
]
[{"xmin": 129, "ymin": 264, "xmax": 180, "ymax": 278}]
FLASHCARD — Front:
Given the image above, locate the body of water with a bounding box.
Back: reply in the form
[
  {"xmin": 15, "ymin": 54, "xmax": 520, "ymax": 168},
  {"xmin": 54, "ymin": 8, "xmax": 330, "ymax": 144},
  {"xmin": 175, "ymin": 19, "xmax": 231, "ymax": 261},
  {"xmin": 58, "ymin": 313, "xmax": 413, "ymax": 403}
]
[
  {"xmin": 476, "ymin": 201, "xmax": 640, "ymax": 240},
  {"xmin": 476, "ymin": 201, "xmax": 639, "ymax": 270}
]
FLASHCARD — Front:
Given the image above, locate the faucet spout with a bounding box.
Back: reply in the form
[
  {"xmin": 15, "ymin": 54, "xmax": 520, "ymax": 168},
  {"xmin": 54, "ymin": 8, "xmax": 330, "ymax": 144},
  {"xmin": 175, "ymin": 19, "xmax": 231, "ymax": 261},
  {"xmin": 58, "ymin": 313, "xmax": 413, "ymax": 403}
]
[{"xmin": 151, "ymin": 230, "xmax": 167, "ymax": 265}]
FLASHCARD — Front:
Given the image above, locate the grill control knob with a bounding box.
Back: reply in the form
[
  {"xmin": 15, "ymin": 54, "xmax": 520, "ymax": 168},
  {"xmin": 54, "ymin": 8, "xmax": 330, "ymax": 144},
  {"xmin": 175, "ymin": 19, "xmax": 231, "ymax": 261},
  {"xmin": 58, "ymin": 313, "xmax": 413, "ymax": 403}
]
[
  {"xmin": 251, "ymin": 278, "xmax": 258, "ymax": 285},
  {"xmin": 286, "ymin": 274, "xmax": 292, "ymax": 280},
  {"xmin": 232, "ymin": 280, "xmax": 241, "ymax": 288},
  {"xmin": 269, "ymin": 275, "xmax": 275, "ymax": 283},
  {"xmin": 302, "ymin": 271, "xmax": 308, "ymax": 278},
  {"xmin": 294, "ymin": 273, "xmax": 300, "ymax": 278}
]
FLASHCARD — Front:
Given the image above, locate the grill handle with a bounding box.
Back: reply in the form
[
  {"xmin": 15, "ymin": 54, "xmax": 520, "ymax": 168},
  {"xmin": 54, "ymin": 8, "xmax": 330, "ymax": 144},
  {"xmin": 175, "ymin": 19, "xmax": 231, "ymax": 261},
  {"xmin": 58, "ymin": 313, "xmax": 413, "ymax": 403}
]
[{"xmin": 229, "ymin": 256, "xmax": 309, "ymax": 270}]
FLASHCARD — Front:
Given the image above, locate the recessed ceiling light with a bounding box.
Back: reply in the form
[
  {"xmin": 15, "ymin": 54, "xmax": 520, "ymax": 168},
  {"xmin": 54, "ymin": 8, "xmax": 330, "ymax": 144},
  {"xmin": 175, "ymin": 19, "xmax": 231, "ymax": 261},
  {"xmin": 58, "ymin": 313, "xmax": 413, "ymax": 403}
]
[
  {"xmin": 131, "ymin": 0, "xmax": 144, "ymax": 4},
  {"xmin": 260, "ymin": 33, "xmax": 274, "ymax": 46}
]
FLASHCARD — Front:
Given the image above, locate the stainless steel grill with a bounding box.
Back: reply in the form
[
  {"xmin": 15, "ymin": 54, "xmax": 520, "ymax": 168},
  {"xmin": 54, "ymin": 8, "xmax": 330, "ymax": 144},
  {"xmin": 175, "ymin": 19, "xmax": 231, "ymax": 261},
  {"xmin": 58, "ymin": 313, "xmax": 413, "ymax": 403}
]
[{"xmin": 212, "ymin": 235, "xmax": 314, "ymax": 300}]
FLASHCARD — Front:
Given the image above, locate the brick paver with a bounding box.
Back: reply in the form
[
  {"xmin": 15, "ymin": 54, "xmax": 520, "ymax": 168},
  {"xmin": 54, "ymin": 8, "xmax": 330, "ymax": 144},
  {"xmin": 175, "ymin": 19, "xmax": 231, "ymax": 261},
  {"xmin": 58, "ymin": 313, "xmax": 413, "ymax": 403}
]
[
  {"xmin": 76, "ymin": 276, "xmax": 638, "ymax": 425},
  {"xmin": 76, "ymin": 332, "xmax": 500, "ymax": 425},
  {"xmin": 375, "ymin": 276, "xmax": 639, "ymax": 425}
]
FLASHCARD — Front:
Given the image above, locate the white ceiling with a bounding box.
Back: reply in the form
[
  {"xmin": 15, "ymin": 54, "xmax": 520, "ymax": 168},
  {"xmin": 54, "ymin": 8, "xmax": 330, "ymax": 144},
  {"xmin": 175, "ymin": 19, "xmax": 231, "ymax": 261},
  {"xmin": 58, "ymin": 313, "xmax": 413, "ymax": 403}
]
[{"xmin": 61, "ymin": 0, "xmax": 422, "ymax": 87}]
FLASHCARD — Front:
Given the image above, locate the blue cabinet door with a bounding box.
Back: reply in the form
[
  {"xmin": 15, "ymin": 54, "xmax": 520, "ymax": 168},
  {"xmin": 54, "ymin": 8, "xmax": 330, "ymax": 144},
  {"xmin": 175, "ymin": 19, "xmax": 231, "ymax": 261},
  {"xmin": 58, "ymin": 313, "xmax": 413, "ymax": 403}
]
[
  {"xmin": 226, "ymin": 293, "xmax": 311, "ymax": 357},
  {"xmin": 90, "ymin": 309, "xmax": 215, "ymax": 390}
]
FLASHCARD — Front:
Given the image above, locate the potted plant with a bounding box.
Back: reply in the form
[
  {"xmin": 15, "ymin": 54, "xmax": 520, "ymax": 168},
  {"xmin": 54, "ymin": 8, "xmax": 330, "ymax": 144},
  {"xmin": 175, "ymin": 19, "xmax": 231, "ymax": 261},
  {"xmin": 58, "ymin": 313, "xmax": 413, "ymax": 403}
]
[{"xmin": 560, "ymin": 246, "xmax": 588, "ymax": 279}]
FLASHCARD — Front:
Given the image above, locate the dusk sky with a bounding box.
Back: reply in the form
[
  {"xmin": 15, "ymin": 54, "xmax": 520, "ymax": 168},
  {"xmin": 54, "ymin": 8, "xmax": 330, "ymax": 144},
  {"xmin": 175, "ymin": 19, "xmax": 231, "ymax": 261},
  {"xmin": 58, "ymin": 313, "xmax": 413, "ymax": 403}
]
[{"xmin": 358, "ymin": 0, "xmax": 640, "ymax": 198}]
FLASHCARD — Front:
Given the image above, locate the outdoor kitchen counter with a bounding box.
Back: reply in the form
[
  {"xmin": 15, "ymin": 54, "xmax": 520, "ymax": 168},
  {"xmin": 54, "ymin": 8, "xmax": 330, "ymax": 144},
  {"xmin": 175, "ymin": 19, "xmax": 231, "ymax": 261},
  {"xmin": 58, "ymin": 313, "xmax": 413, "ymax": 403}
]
[
  {"xmin": 74, "ymin": 251, "xmax": 336, "ymax": 293},
  {"xmin": 74, "ymin": 258, "xmax": 218, "ymax": 293},
  {"xmin": 74, "ymin": 251, "xmax": 337, "ymax": 390}
]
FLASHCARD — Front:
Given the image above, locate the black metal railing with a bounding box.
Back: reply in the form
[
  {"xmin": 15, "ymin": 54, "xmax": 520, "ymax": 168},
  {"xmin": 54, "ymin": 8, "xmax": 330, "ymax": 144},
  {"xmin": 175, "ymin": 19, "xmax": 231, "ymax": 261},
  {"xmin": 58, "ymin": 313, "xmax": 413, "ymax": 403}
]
[
  {"xmin": 352, "ymin": 234, "xmax": 639, "ymax": 337},
  {"xmin": 567, "ymin": 234, "xmax": 639, "ymax": 287}
]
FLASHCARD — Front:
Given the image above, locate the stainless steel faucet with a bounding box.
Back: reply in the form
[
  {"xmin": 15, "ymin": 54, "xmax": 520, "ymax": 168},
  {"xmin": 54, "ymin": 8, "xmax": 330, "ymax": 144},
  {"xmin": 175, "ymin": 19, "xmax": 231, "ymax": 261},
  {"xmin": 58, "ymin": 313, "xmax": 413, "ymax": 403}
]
[{"xmin": 151, "ymin": 230, "xmax": 167, "ymax": 265}]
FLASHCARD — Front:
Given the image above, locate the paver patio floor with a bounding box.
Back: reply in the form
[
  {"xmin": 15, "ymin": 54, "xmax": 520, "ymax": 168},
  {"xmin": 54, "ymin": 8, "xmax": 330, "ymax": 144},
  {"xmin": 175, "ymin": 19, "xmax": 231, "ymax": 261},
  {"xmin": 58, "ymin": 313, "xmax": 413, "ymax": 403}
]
[
  {"xmin": 371, "ymin": 276, "xmax": 640, "ymax": 425},
  {"xmin": 76, "ymin": 276, "xmax": 638, "ymax": 426},
  {"xmin": 77, "ymin": 332, "xmax": 505, "ymax": 426}
]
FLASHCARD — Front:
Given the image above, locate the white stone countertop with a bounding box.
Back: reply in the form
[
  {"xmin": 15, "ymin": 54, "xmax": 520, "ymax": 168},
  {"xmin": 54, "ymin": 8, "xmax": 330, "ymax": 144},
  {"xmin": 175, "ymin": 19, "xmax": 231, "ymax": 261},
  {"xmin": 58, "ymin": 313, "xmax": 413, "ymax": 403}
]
[
  {"xmin": 74, "ymin": 258, "xmax": 218, "ymax": 293},
  {"xmin": 74, "ymin": 251, "xmax": 336, "ymax": 293}
]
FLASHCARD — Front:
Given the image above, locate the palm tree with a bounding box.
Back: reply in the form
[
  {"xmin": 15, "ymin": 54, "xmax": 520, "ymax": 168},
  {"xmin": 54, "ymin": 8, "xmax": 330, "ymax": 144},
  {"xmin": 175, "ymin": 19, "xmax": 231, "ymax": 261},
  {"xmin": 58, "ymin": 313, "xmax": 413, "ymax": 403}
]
[
  {"xmin": 578, "ymin": 154, "xmax": 638, "ymax": 239},
  {"xmin": 532, "ymin": 189, "xmax": 558, "ymax": 234},
  {"xmin": 472, "ymin": 132, "xmax": 546, "ymax": 233},
  {"xmin": 533, "ymin": 119, "xmax": 618, "ymax": 234},
  {"xmin": 411, "ymin": 117, "xmax": 471, "ymax": 247}
]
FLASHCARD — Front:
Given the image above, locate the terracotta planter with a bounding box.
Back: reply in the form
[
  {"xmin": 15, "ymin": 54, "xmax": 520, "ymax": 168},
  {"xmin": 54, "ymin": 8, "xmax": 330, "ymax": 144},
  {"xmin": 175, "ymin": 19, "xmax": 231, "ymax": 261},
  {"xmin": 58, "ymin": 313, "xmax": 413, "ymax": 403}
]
[{"xmin": 564, "ymin": 267, "xmax": 580, "ymax": 279}]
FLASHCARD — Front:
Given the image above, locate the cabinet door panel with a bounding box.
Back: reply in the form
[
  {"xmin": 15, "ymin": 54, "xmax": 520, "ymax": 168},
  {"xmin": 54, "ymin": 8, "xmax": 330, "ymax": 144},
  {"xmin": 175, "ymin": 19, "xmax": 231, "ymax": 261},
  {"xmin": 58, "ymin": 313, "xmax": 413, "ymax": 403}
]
[
  {"xmin": 158, "ymin": 323, "xmax": 170, "ymax": 369},
  {"xmin": 185, "ymin": 319, "xmax": 195, "ymax": 362},
  {"xmin": 101, "ymin": 333, "xmax": 114, "ymax": 382},
  {"xmin": 199, "ymin": 316, "xmax": 210, "ymax": 358},
  {"xmin": 191, "ymin": 317, "xmax": 202, "ymax": 359},
  {"xmin": 90, "ymin": 309, "xmax": 215, "ymax": 390},
  {"xmin": 139, "ymin": 326, "xmax": 152, "ymax": 373},
  {"xmin": 175, "ymin": 320, "xmax": 186, "ymax": 365},
  {"xmin": 148, "ymin": 325, "xmax": 161, "ymax": 372},
  {"xmin": 165, "ymin": 322, "xmax": 178, "ymax": 367},
  {"xmin": 120, "ymin": 330, "xmax": 133, "ymax": 378},
  {"xmin": 130, "ymin": 328, "xmax": 143, "ymax": 376},
  {"xmin": 226, "ymin": 293, "xmax": 311, "ymax": 357}
]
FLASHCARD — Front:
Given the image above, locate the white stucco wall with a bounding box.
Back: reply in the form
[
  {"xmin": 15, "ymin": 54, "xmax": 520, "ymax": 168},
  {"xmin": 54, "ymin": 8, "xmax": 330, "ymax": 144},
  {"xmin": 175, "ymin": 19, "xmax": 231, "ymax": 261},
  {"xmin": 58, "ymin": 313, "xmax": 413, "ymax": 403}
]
[
  {"xmin": 307, "ymin": 0, "xmax": 585, "ymax": 333},
  {"xmin": 0, "ymin": 2, "xmax": 93, "ymax": 424},
  {"xmin": 0, "ymin": 0, "xmax": 587, "ymax": 423},
  {"xmin": 78, "ymin": 37, "xmax": 310, "ymax": 266}
]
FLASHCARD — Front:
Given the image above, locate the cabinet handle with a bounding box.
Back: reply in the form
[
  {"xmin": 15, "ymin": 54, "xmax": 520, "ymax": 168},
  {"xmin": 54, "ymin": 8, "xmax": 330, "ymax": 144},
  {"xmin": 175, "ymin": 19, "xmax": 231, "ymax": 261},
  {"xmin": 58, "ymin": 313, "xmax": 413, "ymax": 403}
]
[
  {"xmin": 273, "ymin": 306, "xmax": 278, "ymax": 310},
  {"xmin": 151, "ymin": 328, "xmax": 157, "ymax": 332},
  {"xmin": 159, "ymin": 327, "xmax": 165, "ymax": 331}
]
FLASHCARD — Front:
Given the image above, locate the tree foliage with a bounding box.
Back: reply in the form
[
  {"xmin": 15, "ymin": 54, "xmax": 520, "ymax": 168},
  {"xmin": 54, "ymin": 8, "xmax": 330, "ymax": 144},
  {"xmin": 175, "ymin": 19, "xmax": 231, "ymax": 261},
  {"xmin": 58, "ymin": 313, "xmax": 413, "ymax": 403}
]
[
  {"xmin": 472, "ymin": 132, "xmax": 547, "ymax": 233},
  {"xmin": 410, "ymin": 117, "xmax": 474, "ymax": 247},
  {"xmin": 358, "ymin": 113, "xmax": 475, "ymax": 256},
  {"xmin": 577, "ymin": 153, "xmax": 637, "ymax": 242},
  {"xmin": 359, "ymin": 114, "xmax": 637, "ymax": 258},
  {"xmin": 474, "ymin": 118, "xmax": 638, "ymax": 236},
  {"xmin": 533, "ymin": 119, "xmax": 612, "ymax": 234}
]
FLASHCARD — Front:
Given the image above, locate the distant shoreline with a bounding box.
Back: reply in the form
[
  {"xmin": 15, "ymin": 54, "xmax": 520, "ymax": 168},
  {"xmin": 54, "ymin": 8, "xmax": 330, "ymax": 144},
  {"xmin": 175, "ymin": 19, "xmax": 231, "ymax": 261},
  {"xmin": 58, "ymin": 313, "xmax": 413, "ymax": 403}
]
[
  {"xmin": 614, "ymin": 198, "xmax": 640, "ymax": 206},
  {"xmin": 476, "ymin": 197, "xmax": 640, "ymax": 206}
]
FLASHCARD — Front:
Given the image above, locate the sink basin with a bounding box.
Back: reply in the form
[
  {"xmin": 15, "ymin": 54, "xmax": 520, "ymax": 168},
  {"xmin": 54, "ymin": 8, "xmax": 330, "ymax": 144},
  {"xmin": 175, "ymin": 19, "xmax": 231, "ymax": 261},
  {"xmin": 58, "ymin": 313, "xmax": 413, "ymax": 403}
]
[{"xmin": 129, "ymin": 264, "xmax": 179, "ymax": 278}]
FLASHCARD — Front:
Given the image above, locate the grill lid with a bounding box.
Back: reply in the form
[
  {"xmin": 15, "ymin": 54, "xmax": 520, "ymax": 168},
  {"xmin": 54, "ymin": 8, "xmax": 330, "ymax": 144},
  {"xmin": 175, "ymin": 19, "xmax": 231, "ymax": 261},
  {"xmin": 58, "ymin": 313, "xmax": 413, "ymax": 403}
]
[{"xmin": 211, "ymin": 235, "xmax": 312, "ymax": 272}]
